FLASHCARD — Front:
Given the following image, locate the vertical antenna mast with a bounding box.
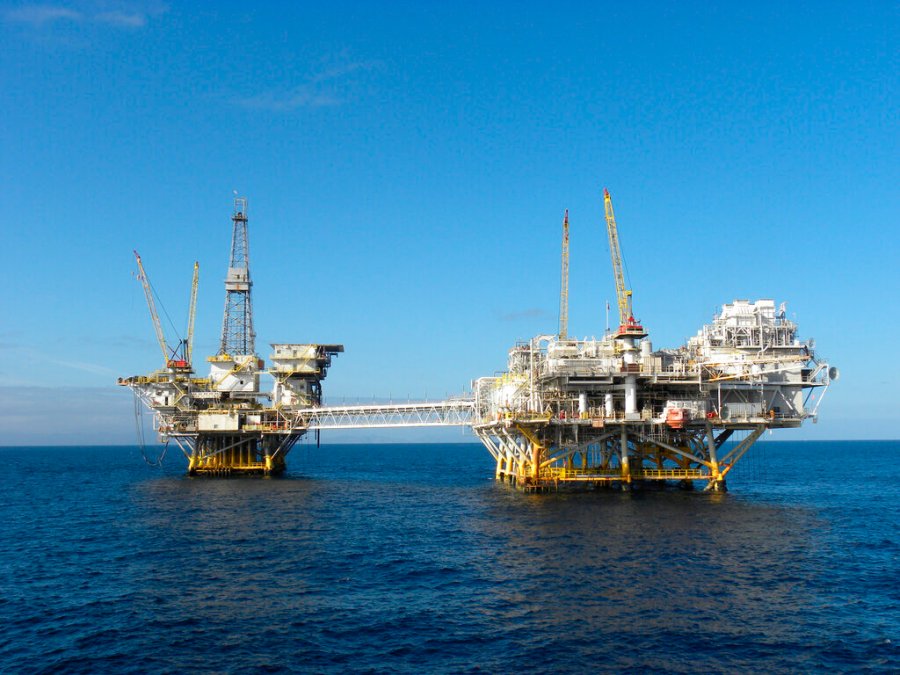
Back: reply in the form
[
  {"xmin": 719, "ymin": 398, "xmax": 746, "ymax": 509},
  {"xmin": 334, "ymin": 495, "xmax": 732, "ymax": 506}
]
[
  {"xmin": 219, "ymin": 196, "xmax": 255, "ymax": 356},
  {"xmin": 559, "ymin": 209, "xmax": 569, "ymax": 340}
]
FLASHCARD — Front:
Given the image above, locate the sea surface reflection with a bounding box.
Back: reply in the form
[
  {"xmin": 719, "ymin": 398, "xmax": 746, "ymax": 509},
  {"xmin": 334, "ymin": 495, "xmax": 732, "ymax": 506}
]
[{"xmin": 0, "ymin": 442, "xmax": 896, "ymax": 672}]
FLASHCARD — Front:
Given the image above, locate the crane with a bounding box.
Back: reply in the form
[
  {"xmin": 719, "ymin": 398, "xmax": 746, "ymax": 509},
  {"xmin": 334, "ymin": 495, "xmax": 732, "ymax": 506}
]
[
  {"xmin": 602, "ymin": 188, "xmax": 645, "ymax": 337},
  {"xmin": 185, "ymin": 261, "xmax": 199, "ymax": 366},
  {"xmin": 559, "ymin": 209, "xmax": 569, "ymax": 340},
  {"xmin": 133, "ymin": 250, "xmax": 170, "ymax": 367},
  {"xmin": 133, "ymin": 251, "xmax": 198, "ymax": 371}
]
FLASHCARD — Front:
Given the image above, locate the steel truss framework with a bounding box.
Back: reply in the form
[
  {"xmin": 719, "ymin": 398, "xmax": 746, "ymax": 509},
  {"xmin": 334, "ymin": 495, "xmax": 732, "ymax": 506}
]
[
  {"xmin": 219, "ymin": 198, "xmax": 254, "ymax": 356},
  {"xmin": 158, "ymin": 395, "xmax": 769, "ymax": 489},
  {"xmin": 154, "ymin": 399, "xmax": 475, "ymax": 476},
  {"xmin": 474, "ymin": 420, "xmax": 767, "ymax": 492},
  {"xmin": 290, "ymin": 400, "xmax": 474, "ymax": 429},
  {"xmin": 169, "ymin": 431, "xmax": 301, "ymax": 475}
]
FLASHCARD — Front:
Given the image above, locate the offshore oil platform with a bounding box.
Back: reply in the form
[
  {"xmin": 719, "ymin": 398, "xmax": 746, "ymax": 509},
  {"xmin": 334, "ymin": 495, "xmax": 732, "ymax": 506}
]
[
  {"xmin": 119, "ymin": 198, "xmax": 343, "ymax": 475},
  {"xmin": 119, "ymin": 190, "xmax": 835, "ymax": 490},
  {"xmin": 470, "ymin": 191, "xmax": 836, "ymax": 491}
]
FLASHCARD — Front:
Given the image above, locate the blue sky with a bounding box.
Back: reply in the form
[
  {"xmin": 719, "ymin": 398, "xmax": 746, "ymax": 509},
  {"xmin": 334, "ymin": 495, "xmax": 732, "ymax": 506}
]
[{"xmin": 1, "ymin": 1, "xmax": 897, "ymax": 444}]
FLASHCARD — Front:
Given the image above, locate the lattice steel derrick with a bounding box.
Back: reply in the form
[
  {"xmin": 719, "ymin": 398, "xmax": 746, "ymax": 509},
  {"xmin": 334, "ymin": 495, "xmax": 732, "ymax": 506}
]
[{"xmin": 219, "ymin": 197, "xmax": 255, "ymax": 356}]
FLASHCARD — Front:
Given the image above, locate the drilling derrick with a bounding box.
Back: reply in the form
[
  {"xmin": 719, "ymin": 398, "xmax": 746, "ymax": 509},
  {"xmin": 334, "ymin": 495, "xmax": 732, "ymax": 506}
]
[
  {"xmin": 220, "ymin": 198, "xmax": 255, "ymax": 357},
  {"xmin": 119, "ymin": 196, "xmax": 343, "ymax": 476}
]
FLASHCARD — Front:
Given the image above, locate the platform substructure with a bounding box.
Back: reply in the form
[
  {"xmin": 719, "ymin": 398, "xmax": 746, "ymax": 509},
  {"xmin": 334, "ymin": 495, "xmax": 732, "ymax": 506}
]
[
  {"xmin": 156, "ymin": 399, "xmax": 476, "ymax": 476},
  {"xmin": 169, "ymin": 431, "xmax": 302, "ymax": 476},
  {"xmin": 474, "ymin": 418, "xmax": 766, "ymax": 492}
]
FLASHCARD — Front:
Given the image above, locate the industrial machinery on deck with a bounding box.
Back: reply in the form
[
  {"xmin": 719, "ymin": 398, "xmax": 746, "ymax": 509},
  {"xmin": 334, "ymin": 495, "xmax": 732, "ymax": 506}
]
[
  {"xmin": 470, "ymin": 190, "xmax": 837, "ymax": 492},
  {"xmin": 119, "ymin": 198, "xmax": 343, "ymax": 475},
  {"xmin": 119, "ymin": 189, "xmax": 834, "ymax": 490}
]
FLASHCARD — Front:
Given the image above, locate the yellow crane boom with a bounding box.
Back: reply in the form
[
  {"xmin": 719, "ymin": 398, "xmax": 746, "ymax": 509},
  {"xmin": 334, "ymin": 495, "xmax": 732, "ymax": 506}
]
[
  {"xmin": 603, "ymin": 188, "xmax": 630, "ymax": 326},
  {"xmin": 603, "ymin": 188, "xmax": 645, "ymax": 337},
  {"xmin": 133, "ymin": 250, "xmax": 169, "ymax": 366}
]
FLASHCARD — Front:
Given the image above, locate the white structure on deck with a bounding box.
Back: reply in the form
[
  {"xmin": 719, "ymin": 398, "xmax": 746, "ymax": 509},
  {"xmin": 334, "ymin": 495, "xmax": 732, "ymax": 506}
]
[{"xmin": 470, "ymin": 299, "xmax": 836, "ymax": 491}]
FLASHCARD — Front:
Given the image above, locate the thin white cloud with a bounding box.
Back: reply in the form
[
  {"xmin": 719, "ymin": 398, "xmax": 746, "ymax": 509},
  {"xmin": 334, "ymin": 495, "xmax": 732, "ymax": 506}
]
[
  {"xmin": 7, "ymin": 345, "xmax": 119, "ymax": 377},
  {"xmin": 0, "ymin": 385, "xmax": 136, "ymax": 444},
  {"xmin": 3, "ymin": 2, "xmax": 165, "ymax": 28},
  {"xmin": 95, "ymin": 9, "xmax": 146, "ymax": 27},
  {"xmin": 308, "ymin": 61, "xmax": 372, "ymax": 84},
  {"xmin": 46, "ymin": 357, "xmax": 119, "ymax": 376},
  {"xmin": 4, "ymin": 5, "xmax": 82, "ymax": 25},
  {"xmin": 0, "ymin": 329, "xmax": 23, "ymax": 349},
  {"xmin": 240, "ymin": 60, "xmax": 380, "ymax": 112},
  {"xmin": 241, "ymin": 86, "xmax": 342, "ymax": 112}
]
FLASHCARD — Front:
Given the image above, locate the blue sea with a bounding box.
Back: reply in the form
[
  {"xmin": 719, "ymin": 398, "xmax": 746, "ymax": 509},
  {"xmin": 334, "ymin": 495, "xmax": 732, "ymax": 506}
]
[{"xmin": 1, "ymin": 441, "xmax": 897, "ymax": 673}]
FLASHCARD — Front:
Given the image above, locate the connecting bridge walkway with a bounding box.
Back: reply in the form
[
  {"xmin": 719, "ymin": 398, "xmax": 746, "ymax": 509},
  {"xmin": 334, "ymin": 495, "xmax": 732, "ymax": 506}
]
[{"xmin": 290, "ymin": 399, "xmax": 475, "ymax": 430}]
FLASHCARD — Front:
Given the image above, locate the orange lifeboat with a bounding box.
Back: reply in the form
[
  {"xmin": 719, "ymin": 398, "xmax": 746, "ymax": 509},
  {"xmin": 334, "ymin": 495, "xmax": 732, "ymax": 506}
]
[{"xmin": 666, "ymin": 408, "xmax": 686, "ymax": 429}]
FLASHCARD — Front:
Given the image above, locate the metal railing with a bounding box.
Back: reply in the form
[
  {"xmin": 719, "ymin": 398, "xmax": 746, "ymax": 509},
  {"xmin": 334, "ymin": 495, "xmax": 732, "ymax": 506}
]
[
  {"xmin": 290, "ymin": 399, "xmax": 476, "ymax": 430},
  {"xmin": 637, "ymin": 469, "xmax": 708, "ymax": 479},
  {"xmin": 542, "ymin": 467, "xmax": 709, "ymax": 480}
]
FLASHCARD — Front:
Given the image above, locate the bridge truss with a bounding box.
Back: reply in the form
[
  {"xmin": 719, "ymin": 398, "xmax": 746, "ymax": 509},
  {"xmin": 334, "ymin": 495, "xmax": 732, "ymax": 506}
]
[{"xmin": 289, "ymin": 400, "xmax": 475, "ymax": 430}]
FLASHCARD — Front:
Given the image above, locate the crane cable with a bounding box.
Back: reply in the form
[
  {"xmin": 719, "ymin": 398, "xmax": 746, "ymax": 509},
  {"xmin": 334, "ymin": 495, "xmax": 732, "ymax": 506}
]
[
  {"xmin": 135, "ymin": 262, "xmax": 183, "ymax": 351},
  {"xmin": 146, "ymin": 273, "xmax": 184, "ymax": 349},
  {"xmin": 133, "ymin": 389, "xmax": 169, "ymax": 467}
]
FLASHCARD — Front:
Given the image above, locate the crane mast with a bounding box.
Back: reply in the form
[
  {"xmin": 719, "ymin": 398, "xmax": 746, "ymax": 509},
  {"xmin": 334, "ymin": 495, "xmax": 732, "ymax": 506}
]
[
  {"xmin": 133, "ymin": 250, "xmax": 198, "ymax": 371},
  {"xmin": 186, "ymin": 261, "xmax": 199, "ymax": 366},
  {"xmin": 603, "ymin": 188, "xmax": 645, "ymax": 337},
  {"xmin": 559, "ymin": 209, "xmax": 569, "ymax": 340},
  {"xmin": 133, "ymin": 250, "xmax": 170, "ymax": 367}
]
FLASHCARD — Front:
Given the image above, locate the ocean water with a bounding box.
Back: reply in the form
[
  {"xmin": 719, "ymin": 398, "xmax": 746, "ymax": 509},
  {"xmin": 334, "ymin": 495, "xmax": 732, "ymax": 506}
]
[{"xmin": 0, "ymin": 441, "xmax": 897, "ymax": 673}]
